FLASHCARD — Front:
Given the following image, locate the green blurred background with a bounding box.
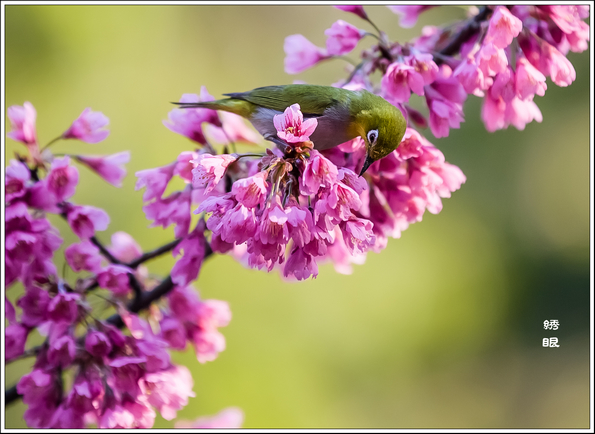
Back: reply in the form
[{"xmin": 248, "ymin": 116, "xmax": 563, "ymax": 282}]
[{"xmin": 4, "ymin": 5, "xmax": 590, "ymax": 429}]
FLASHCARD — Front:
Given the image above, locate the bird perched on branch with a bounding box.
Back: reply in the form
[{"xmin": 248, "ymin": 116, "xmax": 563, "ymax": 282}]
[{"xmin": 173, "ymin": 84, "xmax": 407, "ymax": 175}]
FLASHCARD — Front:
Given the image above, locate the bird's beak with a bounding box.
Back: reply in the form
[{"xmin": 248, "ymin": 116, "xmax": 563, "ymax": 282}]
[{"xmin": 359, "ymin": 154, "xmax": 374, "ymax": 176}]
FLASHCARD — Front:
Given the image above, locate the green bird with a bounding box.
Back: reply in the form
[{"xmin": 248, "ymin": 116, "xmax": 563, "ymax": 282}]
[{"xmin": 174, "ymin": 84, "xmax": 407, "ymax": 175}]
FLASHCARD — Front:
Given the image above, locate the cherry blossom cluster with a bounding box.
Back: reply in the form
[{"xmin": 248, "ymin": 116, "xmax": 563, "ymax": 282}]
[
  {"xmin": 285, "ymin": 5, "xmax": 589, "ymax": 135},
  {"xmin": 5, "ymin": 104, "xmax": 238, "ymax": 428}
]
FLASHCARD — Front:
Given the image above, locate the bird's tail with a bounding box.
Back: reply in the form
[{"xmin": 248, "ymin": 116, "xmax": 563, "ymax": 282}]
[{"xmin": 171, "ymin": 98, "xmax": 254, "ymax": 118}]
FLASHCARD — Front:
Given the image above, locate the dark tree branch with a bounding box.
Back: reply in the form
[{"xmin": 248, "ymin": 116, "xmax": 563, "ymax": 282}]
[{"xmin": 126, "ymin": 238, "xmax": 183, "ymax": 269}]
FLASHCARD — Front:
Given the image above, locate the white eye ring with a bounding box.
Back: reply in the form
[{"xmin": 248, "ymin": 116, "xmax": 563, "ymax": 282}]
[{"xmin": 367, "ymin": 129, "xmax": 379, "ymax": 145}]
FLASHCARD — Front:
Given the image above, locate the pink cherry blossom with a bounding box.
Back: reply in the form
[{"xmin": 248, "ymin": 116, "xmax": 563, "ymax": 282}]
[
  {"xmin": 231, "ymin": 170, "xmax": 268, "ymax": 208},
  {"xmin": 17, "ymin": 285, "xmax": 51, "ymax": 327},
  {"xmin": 486, "ymin": 6, "xmax": 523, "ymax": 49},
  {"xmin": 75, "ymin": 151, "xmax": 130, "ymax": 187},
  {"xmin": 176, "ymin": 407, "xmax": 245, "ymax": 429},
  {"xmin": 6, "ymin": 323, "xmax": 29, "ymax": 360},
  {"xmin": 325, "ymin": 20, "xmax": 366, "ymax": 56},
  {"xmin": 46, "ymin": 156, "xmax": 79, "ymax": 202},
  {"xmin": 256, "ymin": 203, "xmax": 290, "ymax": 245},
  {"xmin": 334, "ymin": 5, "xmax": 368, "ymax": 21},
  {"xmin": 284, "ymin": 34, "xmax": 328, "ymax": 74},
  {"xmin": 174, "ymin": 151, "xmax": 199, "ymax": 183},
  {"xmin": 97, "ymin": 264, "xmax": 133, "ymax": 295},
  {"xmin": 142, "ymin": 365, "xmax": 195, "ymax": 420},
  {"xmin": 171, "ymin": 223, "xmax": 206, "ymax": 286},
  {"xmin": 477, "ymin": 42, "xmax": 508, "ymax": 77},
  {"xmin": 340, "ymin": 218, "xmax": 376, "ymax": 255},
  {"xmin": 7, "ymin": 102, "xmax": 38, "ymax": 145},
  {"xmin": 191, "ymin": 328, "xmax": 226, "ymax": 363},
  {"xmin": 66, "ymin": 205, "xmax": 110, "ymax": 240},
  {"xmin": 47, "ymin": 334, "xmax": 76, "ymax": 368},
  {"xmin": 62, "ymin": 108, "xmax": 110, "ymax": 143},
  {"xmin": 65, "ymin": 241, "xmax": 103, "ymax": 273},
  {"xmin": 108, "ymin": 231, "xmax": 143, "ymax": 263},
  {"xmin": 47, "ymin": 293, "xmax": 80, "ymax": 324},
  {"xmin": 205, "ymin": 111, "xmax": 262, "ymax": 145},
  {"xmin": 300, "ymin": 149, "xmax": 339, "ymax": 195},
  {"xmin": 85, "ymin": 330, "xmax": 112, "ymax": 358},
  {"xmin": 218, "ymin": 203, "xmax": 258, "ymax": 245},
  {"xmin": 17, "ymin": 369, "xmax": 61, "ymax": 428},
  {"xmin": 283, "ymin": 247, "xmax": 319, "ymax": 280},
  {"xmin": 406, "ymin": 53, "xmax": 439, "ymax": 86},
  {"xmin": 135, "ymin": 162, "xmax": 176, "ymax": 202},
  {"xmin": 490, "ymin": 67, "xmax": 516, "ymax": 103},
  {"xmin": 387, "ymin": 5, "xmax": 434, "ymax": 28},
  {"xmin": 164, "ymin": 89, "xmax": 221, "ymax": 144},
  {"xmin": 191, "ymin": 153, "xmax": 238, "ymax": 193},
  {"xmin": 197, "ymin": 299, "xmax": 232, "ymax": 330},
  {"xmin": 5, "ymin": 159, "xmax": 31, "ymax": 202},
  {"xmin": 381, "ymin": 62, "xmax": 425, "ymax": 103},
  {"xmin": 167, "ymin": 285, "xmax": 202, "ymax": 323},
  {"xmin": 159, "ymin": 317, "xmax": 187, "ymax": 350},
  {"xmin": 273, "ymin": 103, "xmax": 318, "ymax": 143},
  {"xmin": 453, "ymin": 56, "xmax": 489, "ymax": 94},
  {"xmin": 143, "ymin": 188, "xmax": 192, "ymax": 238}
]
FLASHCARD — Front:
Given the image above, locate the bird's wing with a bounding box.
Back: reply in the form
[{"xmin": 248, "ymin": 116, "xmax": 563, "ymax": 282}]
[{"xmin": 224, "ymin": 85, "xmax": 351, "ymax": 116}]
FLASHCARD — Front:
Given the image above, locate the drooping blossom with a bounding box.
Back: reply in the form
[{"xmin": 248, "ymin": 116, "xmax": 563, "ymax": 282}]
[
  {"xmin": 45, "ymin": 156, "xmax": 79, "ymax": 203},
  {"xmin": 47, "ymin": 334, "xmax": 76, "ymax": 368},
  {"xmin": 7, "ymin": 102, "xmax": 38, "ymax": 145},
  {"xmin": 515, "ymin": 57, "xmax": 547, "ymax": 100},
  {"xmin": 108, "ymin": 231, "xmax": 143, "ymax": 263},
  {"xmin": 324, "ymin": 20, "xmax": 366, "ymax": 56},
  {"xmin": 66, "ymin": 205, "xmax": 110, "ymax": 240},
  {"xmin": 175, "ymin": 407, "xmax": 245, "ymax": 429},
  {"xmin": 171, "ymin": 222, "xmax": 206, "ymax": 286},
  {"xmin": 284, "ymin": 34, "xmax": 328, "ymax": 74},
  {"xmin": 135, "ymin": 162, "xmax": 176, "ymax": 202},
  {"xmin": 486, "ymin": 6, "xmax": 523, "ymax": 49},
  {"xmin": 204, "ymin": 111, "xmax": 262, "ymax": 145},
  {"xmin": 273, "ymin": 103, "xmax": 318, "ymax": 143},
  {"xmin": 62, "ymin": 108, "xmax": 110, "ymax": 143},
  {"xmin": 5, "ymin": 323, "xmax": 29, "ymax": 360},
  {"xmin": 381, "ymin": 63, "xmax": 425, "ymax": 103},
  {"xmin": 85, "ymin": 330, "xmax": 112, "ymax": 358},
  {"xmin": 191, "ymin": 153, "xmax": 238, "ymax": 193},
  {"xmin": 17, "ymin": 285, "xmax": 51, "ymax": 327},
  {"xmin": 5, "ymin": 159, "xmax": 31, "ymax": 202},
  {"xmin": 334, "ymin": 5, "xmax": 368, "ymax": 21},
  {"xmin": 387, "ymin": 5, "xmax": 434, "ymax": 28},
  {"xmin": 143, "ymin": 187, "xmax": 192, "ymax": 238},
  {"xmin": 65, "ymin": 241, "xmax": 103, "ymax": 273},
  {"xmin": 47, "ymin": 293, "xmax": 81, "ymax": 325},
  {"xmin": 74, "ymin": 151, "xmax": 130, "ymax": 187},
  {"xmin": 164, "ymin": 88, "xmax": 221, "ymax": 144},
  {"xmin": 97, "ymin": 264, "xmax": 133, "ymax": 295}
]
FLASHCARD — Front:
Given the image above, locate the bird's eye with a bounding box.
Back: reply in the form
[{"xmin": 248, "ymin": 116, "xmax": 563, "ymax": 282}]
[{"xmin": 367, "ymin": 129, "xmax": 378, "ymax": 145}]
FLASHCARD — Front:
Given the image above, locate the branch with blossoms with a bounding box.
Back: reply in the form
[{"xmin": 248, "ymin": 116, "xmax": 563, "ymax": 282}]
[{"xmin": 4, "ymin": 4, "xmax": 589, "ymax": 429}]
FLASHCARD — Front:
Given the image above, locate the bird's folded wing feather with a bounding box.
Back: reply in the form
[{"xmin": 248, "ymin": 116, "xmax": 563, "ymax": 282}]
[{"xmin": 224, "ymin": 85, "xmax": 351, "ymax": 116}]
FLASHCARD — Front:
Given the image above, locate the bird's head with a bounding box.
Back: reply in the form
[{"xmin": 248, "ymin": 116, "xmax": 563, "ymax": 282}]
[{"xmin": 355, "ymin": 97, "xmax": 407, "ymax": 176}]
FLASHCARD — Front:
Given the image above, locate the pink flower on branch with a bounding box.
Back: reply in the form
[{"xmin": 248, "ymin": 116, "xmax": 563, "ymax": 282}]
[
  {"xmin": 97, "ymin": 264, "xmax": 133, "ymax": 296},
  {"xmin": 74, "ymin": 151, "xmax": 130, "ymax": 187},
  {"xmin": 66, "ymin": 205, "xmax": 110, "ymax": 240},
  {"xmin": 284, "ymin": 34, "xmax": 328, "ymax": 74},
  {"xmin": 273, "ymin": 103, "xmax": 318, "ymax": 143},
  {"xmin": 334, "ymin": 5, "xmax": 368, "ymax": 21},
  {"xmin": 5, "ymin": 159, "xmax": 31, "ymax": 202},
  {"xmin": 164, "ymin": 88, "xmax": 221, "ymax": 144},
  {"xmin": 7, "ymin": 102, "xmax": 37, "ymax": 144},
  {"xmin": 62, "ymin": 108, "xmax": 110, "ymax": 143},
  {"xmin": 46, "ymin": 156, "xmax": 79, "ymax": 203},
  {"xmin": 387, "ymin": 5, "xmax": 434, "ymax": 28},
  {"xmin": 191, "ymin": 153, "xmax": 238, "ymax": 193},
  {"xmin": 325, "ymin": 20, "xmax": 366, "ymax": 56},
  {"xmin": 65, "ymin": 241, "xmax": 103, "ymax": 273},
  {"xmin": 135, "ymin": 162, "xmax": 176, "ymax": 202},
  {"xmin": 486, "ymin": 6, "xmax": 523, "ymax": 49}
]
